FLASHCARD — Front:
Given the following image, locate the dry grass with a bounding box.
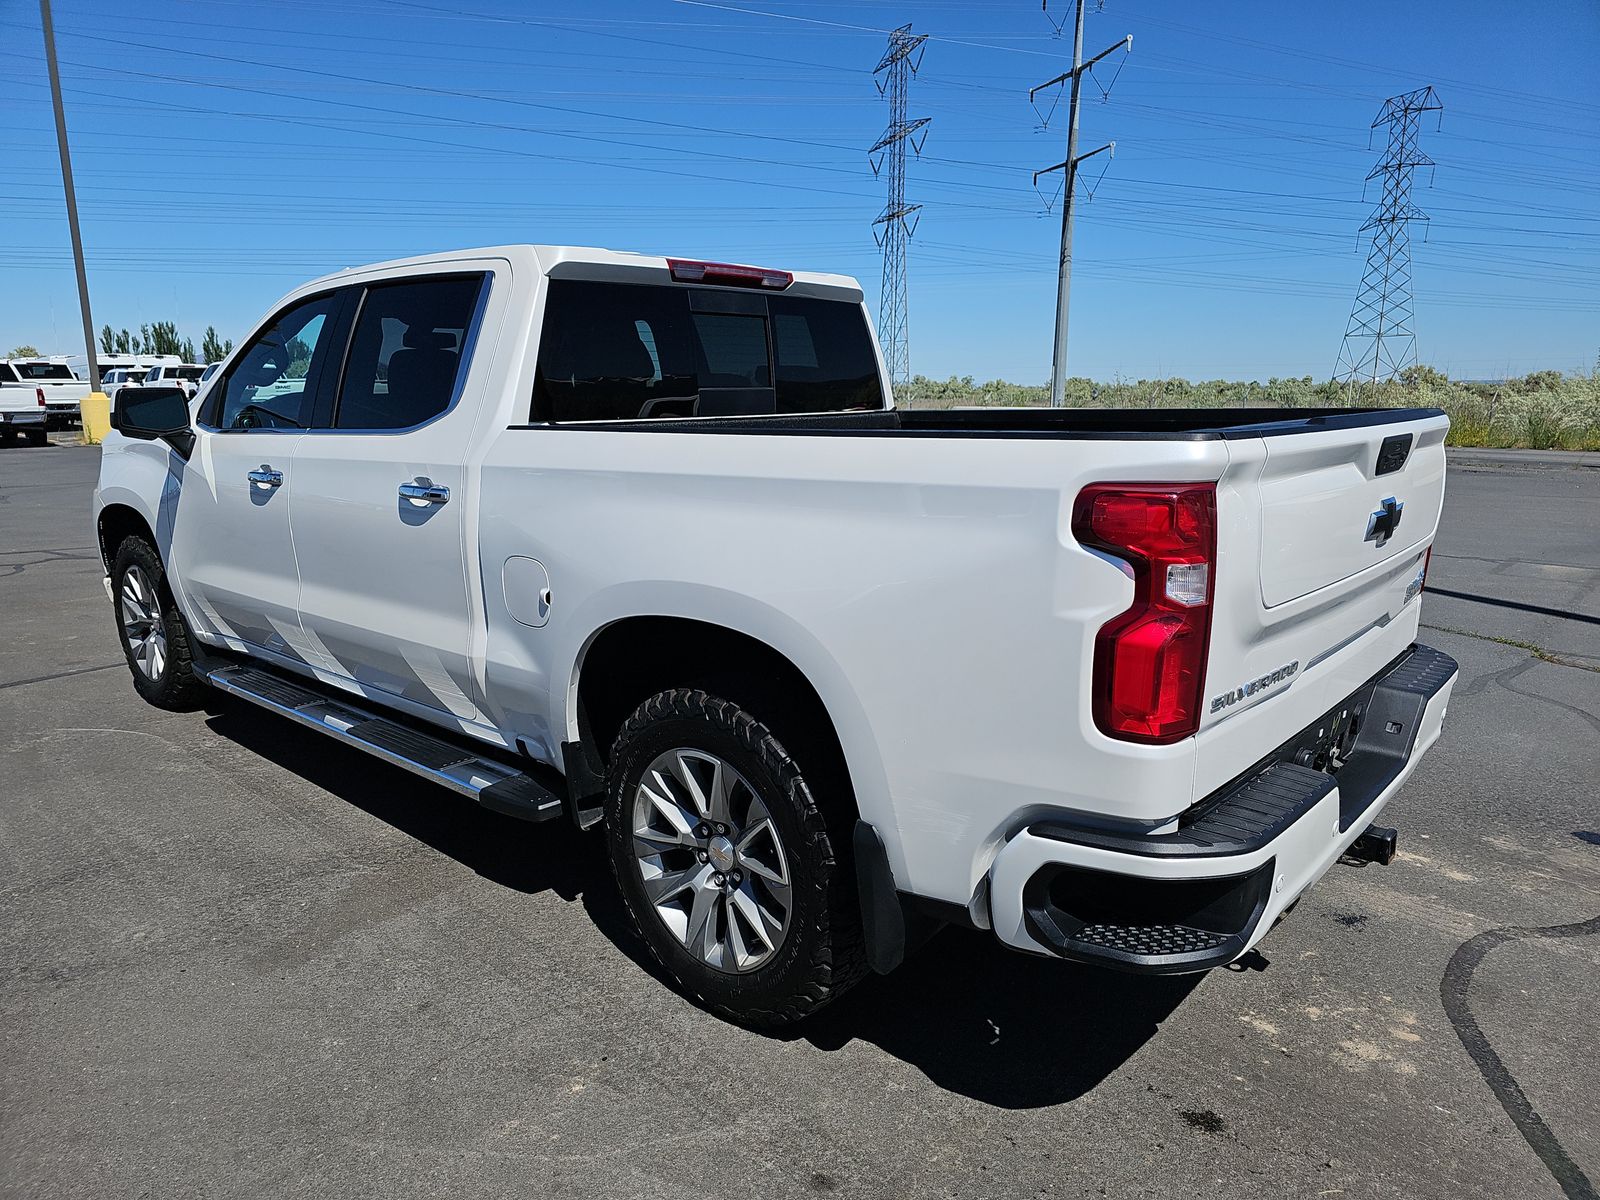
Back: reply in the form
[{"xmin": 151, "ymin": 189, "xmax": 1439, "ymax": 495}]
[{"xmin": 897, "ymin": 367, "xmax": 1600, "ymax": 451}]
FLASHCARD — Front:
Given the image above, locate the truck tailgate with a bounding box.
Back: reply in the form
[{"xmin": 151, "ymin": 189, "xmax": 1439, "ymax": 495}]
[
  {"xmin": 1193, "ymin": 411, "xmax": 1450, "ymax": 799},
  {"xmin": 1257, "ymin": 419, "xmax": 1446, "ymax": 606}
]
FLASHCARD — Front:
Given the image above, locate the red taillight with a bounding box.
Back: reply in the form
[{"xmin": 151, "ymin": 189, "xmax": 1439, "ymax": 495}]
[
  {"xmin": 37, "ymin": 387, "xmax": 47, "ymax": 407},
  {"xmin": 1422, "ymin": 546, "xmax": 1432, "ymax": 589},
  {"xmin": 1072, "ymin": 483, "xmax": 1217, "ymax": 744},
  {"xmin": 667, "ymin": 258, "xmax": 792, "ymax": 290}
]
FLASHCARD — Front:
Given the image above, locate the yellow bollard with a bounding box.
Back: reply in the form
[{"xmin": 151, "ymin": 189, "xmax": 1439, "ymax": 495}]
[{"xmin": 79, "ymin": 391, "xmax": 111, "ymax": 445}]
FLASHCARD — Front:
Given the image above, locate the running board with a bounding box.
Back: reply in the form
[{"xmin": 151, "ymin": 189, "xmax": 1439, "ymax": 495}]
[{"xmin": 204, "ymin": 664, "xmax": 564, "ymax": 823}]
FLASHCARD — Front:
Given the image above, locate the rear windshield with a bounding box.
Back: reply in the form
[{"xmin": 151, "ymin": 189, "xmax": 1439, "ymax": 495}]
[
  {"xmin": 11, "ymin": 362, "xmax": 75, "ymax": 380},
  {"xmin": 532, "ymin": 279, "xmax": 883, "ymax": 422},
  {"xmin": 170, "ymin": 366, "xmax": 205, "ymax": 381}
]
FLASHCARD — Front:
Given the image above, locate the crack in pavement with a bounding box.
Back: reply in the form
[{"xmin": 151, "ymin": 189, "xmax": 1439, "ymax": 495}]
[
  {"xmin": 1442, "ymin": 912, "xmax": 1600, "ymax": 1200},
  {"xmin": 1421, "ymin": 623, "xmax": 1600, "ymax": 674},
  {"xmin": 0, "ymin": 662, "xmax": 123, "ymax": 691}
]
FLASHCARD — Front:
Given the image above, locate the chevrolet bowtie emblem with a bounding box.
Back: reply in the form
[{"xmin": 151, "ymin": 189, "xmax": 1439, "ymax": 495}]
[{"xmin": 1365, "ymin": 496, "xmax": 1404, "ymax": 548}]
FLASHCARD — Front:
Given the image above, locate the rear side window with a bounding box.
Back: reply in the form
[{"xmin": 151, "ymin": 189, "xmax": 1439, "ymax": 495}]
[
  {"xmin": 333, "ymin": 274, "xmax": 485, "ymax": 431},
  {"xmin": 533, "ymin": 281, "xmax": 696, "ymax": 422},
  {"xmin": 532, "ymin": 279, "xmax": 883, "ymax": 422}
]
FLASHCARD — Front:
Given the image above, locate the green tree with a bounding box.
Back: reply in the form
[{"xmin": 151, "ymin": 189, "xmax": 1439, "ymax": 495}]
[
  {"xmin": 201, "ymin": 325, "xmax": 232, "ymax": 363},
  {"xmin": 285, "ymin": 337, "xmax": 313, "ymax": 379},
  {"xmin": 99, "ymin": 325, "xmax": 115, "ymax": 355},
  {"xmin": 180, "ymin": 337, "xmax": 197, "ymax": 363},
  {"xmin": 8, "ymin": 344, "xmax": 41, "ymax": 358},
  {"xmin": 143, "ymin": 320, "xmax": 183, "ymax": 357},
  {"xmin": 113, "ymin": 328, "xmax": 134, "ymax": 354}
]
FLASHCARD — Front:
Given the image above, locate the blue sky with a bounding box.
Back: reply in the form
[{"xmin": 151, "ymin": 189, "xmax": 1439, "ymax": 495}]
[{"xmin": 4, "ymin": 0, "xmax": 1597, "ymax": 382}]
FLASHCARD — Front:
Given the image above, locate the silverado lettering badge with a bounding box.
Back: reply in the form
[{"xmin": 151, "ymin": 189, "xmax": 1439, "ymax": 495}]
[{"xmin": 1210, "ymin": 661, "xmax": 1299, "ymax": 714}]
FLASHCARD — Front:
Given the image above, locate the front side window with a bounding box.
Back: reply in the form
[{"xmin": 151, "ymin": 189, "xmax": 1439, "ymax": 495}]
[
  {"xmin": 210, "ymin": 293, "xmax": 339, "ymax": 430},
  {"xmin": 333, "ymin": 275, "xmax": 484, "ymax": 431},
  {"xmin": 531, "ymin": 280, "xmax": 884, "ymax": 422}
]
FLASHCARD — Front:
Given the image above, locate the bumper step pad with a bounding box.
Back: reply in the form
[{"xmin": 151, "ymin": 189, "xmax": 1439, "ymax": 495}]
[
  {"xmin": 1018, "ymin": 643, "xmax": 1459, "ymax": 974},
  {"xmin": 204, "ymin": 663, "xmax": 563, "ymax": 823},
  {"xmin": 1073, "ymin": 922, "xmax": 1231, "ymax": 957}
]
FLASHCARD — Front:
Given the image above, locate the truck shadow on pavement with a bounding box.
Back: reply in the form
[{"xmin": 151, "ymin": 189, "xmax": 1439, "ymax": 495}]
[
  {"xmin": 798, "ymin": 936, "xmax": 1201, "ymax": 1108},
  {"xmin": 204, "ymin": 699, "xmax": 1201, "ymax": 1110}
]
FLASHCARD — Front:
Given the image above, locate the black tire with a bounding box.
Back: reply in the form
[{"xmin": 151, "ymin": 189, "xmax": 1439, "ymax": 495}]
[
  {"xmin": 110, "ymin": 536, "xmax": 207, "ymax": 711},
  {"xmin": 24, "ymin": 428, "xmax": 48, "ymax": 447},
  {"xmin": 604, "ymin": 688, "xmax": 867, "ymax": 1029}
]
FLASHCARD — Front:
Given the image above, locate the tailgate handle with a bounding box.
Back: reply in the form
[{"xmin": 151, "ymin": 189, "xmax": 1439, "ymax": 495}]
[{"xmin": 1376, "ymin": 433, "xmax": 1413, "ymax": 476}]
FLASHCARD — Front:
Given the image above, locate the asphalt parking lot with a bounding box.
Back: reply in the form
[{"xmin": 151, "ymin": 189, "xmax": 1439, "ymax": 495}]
[{"xmin": 3, "ymin": 441, "xmax": 1597, "ymax": 1199}]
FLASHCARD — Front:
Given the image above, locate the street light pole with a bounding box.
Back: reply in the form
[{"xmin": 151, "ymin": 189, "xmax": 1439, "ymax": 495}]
[{"xmin": 39, "ymin": 0, "xmax": 100, "ymax": 393}]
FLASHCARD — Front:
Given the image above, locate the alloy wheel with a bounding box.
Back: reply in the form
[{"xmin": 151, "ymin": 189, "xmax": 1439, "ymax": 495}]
[
  {"xmin": 630, "ymin": 747, "xmax": 793, "ymax": 973},
  {"xmin": 119, "ymin": 564, "xmax": 167, "ymax": 680}
]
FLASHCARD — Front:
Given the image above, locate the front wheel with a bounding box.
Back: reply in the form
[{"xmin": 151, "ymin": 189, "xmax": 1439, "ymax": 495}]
[
  {"xmin": 604, "ymin": 688, "xmax": 866, "ymax": 1028},
  {"xmin": 111, "ymin": 537, "xmax": 206, "ymax": 710}
]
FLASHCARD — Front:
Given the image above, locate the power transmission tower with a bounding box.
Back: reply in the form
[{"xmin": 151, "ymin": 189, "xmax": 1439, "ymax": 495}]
[
  {"xmin": 870, "ymin": 24, "xmax": 929, "ymax": 396},
  {"xmin": 1335, "ymin": 86, "xmax": 1444, "ymax": 387},
  {"xmin": 1032, "ymin": 1, "xmax": 1130, "ymax": 407}
]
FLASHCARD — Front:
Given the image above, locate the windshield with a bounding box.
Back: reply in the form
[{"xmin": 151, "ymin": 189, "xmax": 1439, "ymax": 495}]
[
  {"xmin": 11, "ymin": 362, "xmax": 75, "ymax": 381},
  {"xmin": 171, "ymin": 366, "xmax": 205, "ymax": 381}
]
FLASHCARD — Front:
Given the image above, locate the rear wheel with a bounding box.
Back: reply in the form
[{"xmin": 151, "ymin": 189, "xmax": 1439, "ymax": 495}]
[
  {"xmin": 111, "ymin": 537, "xmax": 206, "ymax": 711},
  {"xmin": 23, "ymin": 428, "xmax": 48, "ymax": 447},
  {"xmin": 604, "ymin": 688, "xmax": 866, "ymax": 1028}
]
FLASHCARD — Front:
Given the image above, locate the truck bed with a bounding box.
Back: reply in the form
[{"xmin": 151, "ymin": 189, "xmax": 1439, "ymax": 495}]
[{"xmin": 520, "ymin": 405, "xmax": 1444, "ymax": 440}]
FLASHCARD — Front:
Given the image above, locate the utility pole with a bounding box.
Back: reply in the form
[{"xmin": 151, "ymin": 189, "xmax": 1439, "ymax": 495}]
[
  {"xmin": 870, "ymin": 24, "xmax": 929, "ymax": 397},
  {"xmin": 1032, "ymin": 2, "xmax": 1130, "ymax": 407},
  {"xmin": 1335, "ymin": 86, "xmax": 1443, "ymax": 388},
  {"xmin": 39, "ymin": 0, "xmax": 99, "ymax": 393}
]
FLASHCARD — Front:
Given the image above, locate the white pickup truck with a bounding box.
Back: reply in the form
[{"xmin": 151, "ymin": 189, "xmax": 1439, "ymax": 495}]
[
  {"xmin": 0, "ymin": 375, "xmax": 48, "ymax": 444},
  {"xmin": 93, "ymin": 245, "xmax": 1458, "ymax": 1026},
  {"xmin": 140, "ymin": 362, "xmax": 208, "ymax": 399},
  {"xmin": 2, "ymin": 358, "xmax": 90, "ymax": 429}
]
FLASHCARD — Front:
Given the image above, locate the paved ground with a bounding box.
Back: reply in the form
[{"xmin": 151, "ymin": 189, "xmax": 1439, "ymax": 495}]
[{"xmin": 2, "ymin": 441, "xmax": 1597, "ymax": 1200}]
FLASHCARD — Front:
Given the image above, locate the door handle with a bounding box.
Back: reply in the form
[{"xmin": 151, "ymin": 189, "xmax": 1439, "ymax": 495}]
[
  {"xmin": 399, "ymin": 478, "xmax": 450, "ymax": 507},
  {"xmin": 247, "ymin": 465, "xmax": 283, "ymax": 489}
]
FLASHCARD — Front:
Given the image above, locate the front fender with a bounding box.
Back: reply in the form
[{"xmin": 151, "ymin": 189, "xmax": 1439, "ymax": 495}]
[{"xmin": 94, "ymin": 433, "xmax": 188, "ymax": 592}]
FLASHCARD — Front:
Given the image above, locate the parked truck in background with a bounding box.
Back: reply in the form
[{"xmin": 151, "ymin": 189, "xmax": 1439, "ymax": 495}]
[
  {"xmin": 140, "ymin": 362, "xmax": 208, "ymax": 399},
  {"xmin": 93, "ymin": 245, "xmax": 1458, "ymax": 1027},
  {"xmin": 0, "ymin": 365, "xmax": 50, "ymax": 445},
  {"xmin": 2, "ymin": 359, "xmax": 89, "ymax": 429}
]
